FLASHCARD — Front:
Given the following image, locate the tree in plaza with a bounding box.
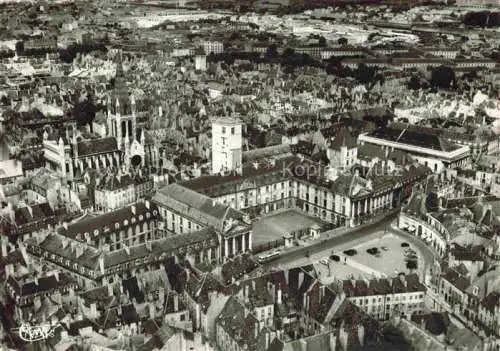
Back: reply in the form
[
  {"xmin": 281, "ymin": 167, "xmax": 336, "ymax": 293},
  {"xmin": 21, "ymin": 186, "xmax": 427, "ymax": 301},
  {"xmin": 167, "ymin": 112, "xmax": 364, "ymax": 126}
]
[
  {"xmin": 425, "ymin": 192, "xmax": 439, "ymax": 213},
  {"xmin": 318, "ymin": 36, "xmax": 327, "ymax": 47},
  {"xmin": 264, "ymin": 44, "xmax": 278, "ymax": 60},
  {"xmin": 406, "ymin": 259, "xmax": 418, "ymax": 271},
  {"xmin": 338, "ymin": 37, "xmax": 348, "ymax": 46},
  {"xmin": 430, "ymin": 66, "xmax": 456, "ymax": 89}
]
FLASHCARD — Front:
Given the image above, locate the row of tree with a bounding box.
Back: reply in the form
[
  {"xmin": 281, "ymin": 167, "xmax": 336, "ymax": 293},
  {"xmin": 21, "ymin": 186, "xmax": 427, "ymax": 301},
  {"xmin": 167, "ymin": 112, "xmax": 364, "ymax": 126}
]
[
  {"xmin": 14, "ymin": 40, "xmax": 107, "ymax": 62},
  {"xmin": 58, "ymin": 42, "xmax": 107, "ymax": 63},
  {"xmin": 407, "ymin": 66, "xmax": 457, "ymax": 90},
  {"xmin": 463, "ymin": 11, "xmax": 500, "ymax": 28}
]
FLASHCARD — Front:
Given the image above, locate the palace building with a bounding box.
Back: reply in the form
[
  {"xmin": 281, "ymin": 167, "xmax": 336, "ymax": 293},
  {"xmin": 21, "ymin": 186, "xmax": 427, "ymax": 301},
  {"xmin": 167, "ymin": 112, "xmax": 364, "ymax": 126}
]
[{"xmin": 152, "ymin": 183, "xmax": 252, "ymax": 260}]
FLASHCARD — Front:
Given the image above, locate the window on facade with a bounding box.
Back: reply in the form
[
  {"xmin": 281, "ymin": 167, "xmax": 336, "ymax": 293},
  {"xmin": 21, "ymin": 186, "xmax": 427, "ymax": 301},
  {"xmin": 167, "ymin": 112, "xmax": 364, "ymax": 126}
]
[
  {"xmin": 222, "ymin": 127, "xmax": 226, "ymax": 134},
  {"xmin": 231, "ymin": 127, "xmax": 235, "ymax": 135}
]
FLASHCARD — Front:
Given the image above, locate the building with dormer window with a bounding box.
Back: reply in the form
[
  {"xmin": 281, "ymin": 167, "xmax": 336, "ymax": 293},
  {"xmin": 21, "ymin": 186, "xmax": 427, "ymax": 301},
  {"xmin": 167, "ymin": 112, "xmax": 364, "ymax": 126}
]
[{"xmin": 152, "ymin": 183, "xmax": 252, "ymax": 260}]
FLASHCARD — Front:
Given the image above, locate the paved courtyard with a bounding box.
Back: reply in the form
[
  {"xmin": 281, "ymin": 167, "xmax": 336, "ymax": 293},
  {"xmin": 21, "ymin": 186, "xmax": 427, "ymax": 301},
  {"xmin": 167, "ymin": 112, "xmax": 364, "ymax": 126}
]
[
  {"xmin": 252, "ymin": 209, "xmax": 324, "ymax": 246},
  {"xmin": 345, "ymin": 232, "xmax": 426, "ymax": 278}
]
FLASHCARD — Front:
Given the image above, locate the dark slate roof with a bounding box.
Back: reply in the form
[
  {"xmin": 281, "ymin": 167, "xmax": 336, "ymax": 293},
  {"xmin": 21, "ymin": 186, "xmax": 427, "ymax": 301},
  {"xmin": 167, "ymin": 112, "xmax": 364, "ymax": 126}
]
[
  {"xmin": 328, "ymin": 127, "xmax": 357, "ymax": 150},
  {"xmin": 97, "ymin": 173, "xmax": 136, "ymax": 191},
  {"xmin": 180, "ymin": 155, "xmax": 304, "ymax": 197},
  {"xmin": 185, "ymin": 273, "xmax": 224, "ymax": 312},
  {"xmin": 76, "ymin": 137, "xmax": 119, "ymax": 157},
  {"xmin": 58, "ymin": 202, "xmax": 159, "ymax": 240},
  {"xmin": 357, "ymin": 143, "xmax": 386, "ymax": 160},
  {"xmin": 14, "ymin": 203, "xmax": 55, "ymax": 226},
  {"xmin": 481, "ymin": 292, "xmax": 500, "ymax": 314},
  {"xmin": 216, "ymin": 296, "xmax": 260, "ymax": 349},
  {"xmin": 267, "ymin": 331, "xmax": 336, "ymax": 351},
  {"xmin": 367, "ymin": 127, "xmax": 457, "ymax": 152},
  {"xmin": 442, "ymin": 268, "xmax": 470, "ymax": 292},
  {"xmin": 342, "ymin": 274, "xmax": 426, "ymax": 297},
  {"xmin": 122, "ymin": 276, "xmax": 145, "ymax": 303},
  {"xmin": 104, "ymin": 226, "xmax": 218, "ymax": 268},
  {"xmin": 7, "ymin": 273, "xmax": 76, "ymax": 297},
  {"xmin": 450, "ymin": 244, "xmax": 483, "ymax": 262},
  {"xmin": 291, "ymin": 140, "xmax": 316, "ymax": 156}
]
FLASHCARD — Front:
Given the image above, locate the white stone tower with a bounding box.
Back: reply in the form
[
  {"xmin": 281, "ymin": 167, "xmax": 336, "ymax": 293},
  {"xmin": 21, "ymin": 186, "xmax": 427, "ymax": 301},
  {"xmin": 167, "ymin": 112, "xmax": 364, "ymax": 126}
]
[{"xmin": 211, "ymin": 118, "xmax": 243, "ymax": 175}]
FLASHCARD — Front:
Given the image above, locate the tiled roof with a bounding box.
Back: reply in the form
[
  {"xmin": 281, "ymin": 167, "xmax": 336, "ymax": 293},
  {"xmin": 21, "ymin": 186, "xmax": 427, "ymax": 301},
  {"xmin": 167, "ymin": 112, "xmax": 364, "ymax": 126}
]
[
  {"xmin": 58, "ymin": 202, "xmax": 159, "ymax": 240},
  {"xmin": 76, "ymin": 137, "xmax": 119, "ymax": 157}
]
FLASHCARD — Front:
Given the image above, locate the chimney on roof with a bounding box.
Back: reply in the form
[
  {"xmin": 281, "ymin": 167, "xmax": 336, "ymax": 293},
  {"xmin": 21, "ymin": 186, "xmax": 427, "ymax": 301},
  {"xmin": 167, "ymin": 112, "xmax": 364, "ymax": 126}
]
[
  {"xmin": 252, "ymin": 162, "xmax": 259, "ymax": 170},
  {"xmin": 7, "ymin": 202, "xmax": 14, "ymax": 223},
  {"xmin": 1, "ymin": 238, "xmax": 7, "ymax": 258},
  {"xmin": 61, "ymin": 238, "xmax": 68, "ymax": 250},
  {"xmin": 63, "ymin": 222, "xmax": 68, "ymax": 230},
  {"xmin": 107, "ymin": 283, "xmax": 113, "ymax": 297},
  {"xmin": 34, "ymin": 277, "xmax": 39, "ymax": 286},
  {"xmin": 54, "ymin": 271, "xmax": 59, "ymax": 282},
  {"xmin": 174, "ymin": 294, "xmax": 179, "ymax": 312},
  {"xmin": 75, "ymin": 244, "xmax": 84, "ymax": 258},
  {"xmin": 145, "ymin": 200, "xmax": 150, "ymax": 210},
  {"xmin": 26, "ymin": 205, "xmax": 33, "ymax": 218},
  {"xmin": 358, "ymin": 324, "xmax": 365, "ymax": 346},
  {"xmin": 131, "ymin": 205, "xmax": 136, "ymax": 215},
  {"xmin": 277, "ymin": 284, "xmax": 282, "ymax": 305},
  {"xmin": 244, "ymin": 284, "xmax": 249, "ymax": 303},
  {"xmin": 99, "ymin": 257, "xmax": 105, "ymax": 275},
  {"xmin": 320, "ymin": 285, "xmax": 325, "ymax": 301},
  {"xmin": 298, "ymin": 271, "xmax": 304, "ymax": 289},
  {"xmin": 254, "ymin": 321, "xmax": 259, "ymax": 339}
]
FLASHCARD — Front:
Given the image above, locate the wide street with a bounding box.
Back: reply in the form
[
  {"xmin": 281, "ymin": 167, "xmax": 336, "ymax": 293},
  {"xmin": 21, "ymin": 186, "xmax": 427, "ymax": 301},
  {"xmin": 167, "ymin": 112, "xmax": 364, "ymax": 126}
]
[{"xmin": 262, "ymin": 214, "xmax": 439, "ymax": 275}]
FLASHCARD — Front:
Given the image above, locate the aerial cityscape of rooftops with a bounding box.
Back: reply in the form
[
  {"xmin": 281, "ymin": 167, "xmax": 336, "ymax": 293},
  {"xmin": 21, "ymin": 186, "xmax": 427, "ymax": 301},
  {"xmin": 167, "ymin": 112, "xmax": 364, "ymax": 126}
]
[{"xmin": 0, "ymin": 0, "xmax": 500, "ymax": 349}]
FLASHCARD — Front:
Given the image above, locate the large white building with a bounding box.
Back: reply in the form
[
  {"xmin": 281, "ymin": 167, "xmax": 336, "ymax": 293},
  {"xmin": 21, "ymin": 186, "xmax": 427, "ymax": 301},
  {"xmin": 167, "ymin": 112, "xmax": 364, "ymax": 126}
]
[
  {"xmin": 211, "ymin": 118, "xmax": 243, "ymax": 175},
  {"xmin": 358, "ymin": 126, "xmax": 470, "ymax": 174}
]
